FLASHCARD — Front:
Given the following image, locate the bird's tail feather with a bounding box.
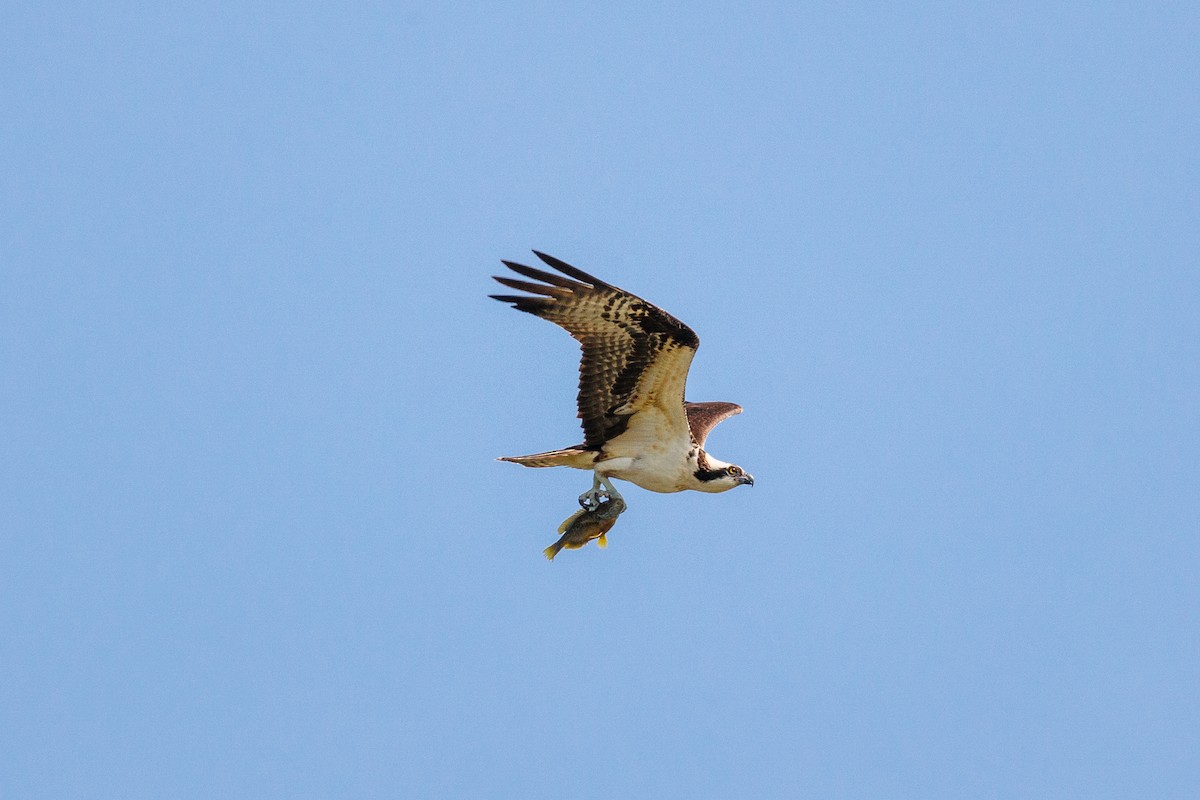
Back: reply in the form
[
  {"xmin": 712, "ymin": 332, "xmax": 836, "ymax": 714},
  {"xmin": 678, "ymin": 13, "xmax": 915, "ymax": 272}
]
[{"xmin": 497, "ymin": 446, "xmax": 596, "ymax": 469}]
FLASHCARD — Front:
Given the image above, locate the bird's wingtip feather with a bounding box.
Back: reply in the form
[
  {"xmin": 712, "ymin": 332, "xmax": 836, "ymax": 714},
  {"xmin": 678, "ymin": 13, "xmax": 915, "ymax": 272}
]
[{"xmin": 531, "ymin": 250, "xmax": 609, "ymax": 287}]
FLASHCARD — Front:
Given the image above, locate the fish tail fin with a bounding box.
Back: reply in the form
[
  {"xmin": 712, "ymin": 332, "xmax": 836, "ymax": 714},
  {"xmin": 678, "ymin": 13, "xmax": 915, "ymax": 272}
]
[{"xmin": 543, "ymin": 541, "xmax": 563, "ymax": 561}]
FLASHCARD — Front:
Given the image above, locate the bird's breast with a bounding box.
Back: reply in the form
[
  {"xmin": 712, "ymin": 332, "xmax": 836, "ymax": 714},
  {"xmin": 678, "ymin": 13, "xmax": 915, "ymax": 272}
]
[{"xmin": 597, "ymin": 448, "xmax": 693, "ymax": 493}]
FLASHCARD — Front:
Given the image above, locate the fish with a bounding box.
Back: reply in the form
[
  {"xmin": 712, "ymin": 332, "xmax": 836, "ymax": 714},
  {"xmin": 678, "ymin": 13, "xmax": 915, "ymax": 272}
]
[{"xmin": 543, "ymin": 496, "xmax": 627, "ymax": 560}]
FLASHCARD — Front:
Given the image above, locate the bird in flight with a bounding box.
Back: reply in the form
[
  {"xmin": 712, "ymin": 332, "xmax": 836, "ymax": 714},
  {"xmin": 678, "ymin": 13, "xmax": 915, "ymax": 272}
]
[{"xmin": 490, "ymin": 251, "xmax": 753, "ymax": 511}]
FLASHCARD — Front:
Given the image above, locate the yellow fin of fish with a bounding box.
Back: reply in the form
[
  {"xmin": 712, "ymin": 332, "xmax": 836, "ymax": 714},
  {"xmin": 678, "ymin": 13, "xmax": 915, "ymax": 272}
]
[
  {"xmin": 597, "ymin": 533, "xmax": 608, "ymax": 548},
  {"xmin": 557, "ymin": 509, "xmax": 586, "ymax": 534}
]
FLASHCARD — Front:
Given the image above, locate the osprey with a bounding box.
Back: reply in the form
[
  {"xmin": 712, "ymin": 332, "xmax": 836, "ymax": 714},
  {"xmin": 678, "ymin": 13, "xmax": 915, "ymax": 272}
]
[{"xmin": 491, "ymin": 251, "xmax": 753, "ymax": 510}]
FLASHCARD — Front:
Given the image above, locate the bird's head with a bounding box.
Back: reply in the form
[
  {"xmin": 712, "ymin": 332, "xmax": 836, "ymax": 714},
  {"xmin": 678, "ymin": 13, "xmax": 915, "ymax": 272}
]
[
  {"xmin": 722, "ymin": 464, "xmax": 755, "ymax": 489},
  {"xmin": 693, "ymin": 457, "xmax": 755, "ymax": 493}
]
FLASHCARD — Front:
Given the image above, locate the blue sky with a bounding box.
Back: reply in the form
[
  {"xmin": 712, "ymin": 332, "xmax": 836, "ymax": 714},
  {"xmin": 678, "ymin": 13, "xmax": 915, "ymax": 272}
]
[{"xmin": 2, "ymin": 2, "xmax": 1197, "ymax": 797}]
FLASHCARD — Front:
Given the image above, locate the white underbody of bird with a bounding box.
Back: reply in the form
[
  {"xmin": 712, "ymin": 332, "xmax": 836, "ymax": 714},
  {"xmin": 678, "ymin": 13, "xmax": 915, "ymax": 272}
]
[{"xmin": 491, "ymin": 251, "xmax": 754, "ymax": 511}]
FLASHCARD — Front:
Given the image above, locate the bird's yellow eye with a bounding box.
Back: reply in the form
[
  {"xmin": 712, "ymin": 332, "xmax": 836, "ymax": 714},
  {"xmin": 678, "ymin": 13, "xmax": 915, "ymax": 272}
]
[{"xmin": 728, "ymin": 466, "xmax": 742, "ymax": 476}]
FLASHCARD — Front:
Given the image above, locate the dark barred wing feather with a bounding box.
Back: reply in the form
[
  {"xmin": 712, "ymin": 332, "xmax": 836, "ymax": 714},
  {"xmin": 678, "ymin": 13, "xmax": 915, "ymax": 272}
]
[{"xmin": 491, "ymin": 251, "xmax": 699, "ymax": 448}]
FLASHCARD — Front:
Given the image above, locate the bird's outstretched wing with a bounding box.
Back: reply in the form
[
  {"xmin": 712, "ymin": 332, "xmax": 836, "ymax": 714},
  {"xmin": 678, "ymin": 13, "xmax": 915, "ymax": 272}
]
[
  {"xmin": 684, "ymin": 402, "xmax": 743, "ymax": 447},
  {"xmin": 491, "ymin": 251, "xmax": 699, "ymax": 449}
]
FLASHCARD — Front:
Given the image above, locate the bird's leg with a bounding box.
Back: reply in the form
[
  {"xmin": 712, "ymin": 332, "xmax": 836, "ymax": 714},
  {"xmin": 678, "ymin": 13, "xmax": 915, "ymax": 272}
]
[
  {"xmin": 600, "ymin": 476, "xmax": 623, "ymax": 503},
  {"xmin": 578, "ymin": 472, "xmax": 619, "ymax": 511},
  {"xmin": 578, "ymin": 473, "xmax": 605, "ymax": 511}
]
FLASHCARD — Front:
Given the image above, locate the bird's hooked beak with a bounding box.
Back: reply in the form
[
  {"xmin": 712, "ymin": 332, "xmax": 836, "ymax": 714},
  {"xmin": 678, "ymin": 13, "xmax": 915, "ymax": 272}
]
[{"xmin": 737, "ymin": 474, "xmax": 755, "ymax": 487}]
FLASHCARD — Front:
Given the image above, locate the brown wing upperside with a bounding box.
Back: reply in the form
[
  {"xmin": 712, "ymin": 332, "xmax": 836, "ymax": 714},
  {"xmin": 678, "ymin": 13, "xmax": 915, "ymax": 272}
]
[
  {"xmin": 491, "ymin": 251, "xmax": 699, "ymax": 448},
  {"xmin": 684, "ymin": 401, "xmax": 743, "ymax": 447}
]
